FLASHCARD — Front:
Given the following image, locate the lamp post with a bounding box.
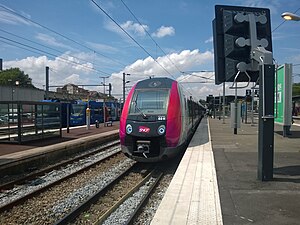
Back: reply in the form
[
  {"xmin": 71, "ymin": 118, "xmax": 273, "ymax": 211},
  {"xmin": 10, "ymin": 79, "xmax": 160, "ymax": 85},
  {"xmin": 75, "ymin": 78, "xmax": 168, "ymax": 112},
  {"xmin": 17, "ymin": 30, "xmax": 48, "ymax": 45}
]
[
  {"xmin": 14, "ymin": 80, "xmax": 19, "ymax": 101},
  {"xmin": 281, "ymin": 12, "xmax": 300, "ymax": 21},
  {"xmin": 8, "ymin": 79, "xmax": 19, "ymax": 101},
  {"xmin": 280, "ymin": 12, "xmax": 299, "ymax": 129}
]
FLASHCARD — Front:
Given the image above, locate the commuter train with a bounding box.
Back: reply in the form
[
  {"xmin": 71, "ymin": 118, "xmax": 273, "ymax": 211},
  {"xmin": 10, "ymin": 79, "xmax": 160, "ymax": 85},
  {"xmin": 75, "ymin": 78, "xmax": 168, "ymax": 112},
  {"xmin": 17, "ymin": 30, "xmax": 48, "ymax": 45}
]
[
  {"xmin": 43, "ymin": 100, "xmax": 120, "ymax": 127},
  {"xmin": 119, "ymin": 77, "xmax": 205, "ymax": 162},
  {"xmin": 68, "ymin": 100, "xmax": 120, "ymax": 126}
]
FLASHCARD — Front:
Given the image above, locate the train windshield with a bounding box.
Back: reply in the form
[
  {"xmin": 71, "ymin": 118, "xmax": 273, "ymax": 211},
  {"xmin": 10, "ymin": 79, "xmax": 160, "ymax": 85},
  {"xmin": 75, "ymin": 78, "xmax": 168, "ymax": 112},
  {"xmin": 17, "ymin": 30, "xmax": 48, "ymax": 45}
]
[{"xmin": 129, "ymin": 89, "xmax": 169, "ymax": 115}]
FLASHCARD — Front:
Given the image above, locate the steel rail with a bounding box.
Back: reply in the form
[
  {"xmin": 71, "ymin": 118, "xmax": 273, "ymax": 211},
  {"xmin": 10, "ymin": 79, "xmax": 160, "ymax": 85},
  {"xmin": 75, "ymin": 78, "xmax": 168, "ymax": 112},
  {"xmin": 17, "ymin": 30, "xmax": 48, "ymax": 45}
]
[
  {"xmin": 0, "ymin": 148, "xmax": 121, "ymax": 213},
  {"xmin": 0, "ymin": 140, "xmax": 119, "ymax": 190},
  {"xmin": 124, "ymin": 170, "xmax": 163, "ymax": 225},
  {"xmin": 94, "ymin": 169, "xmax": 163, "ymax": 225},
  {"xmin": 54, "ymin": 162, "xmax": 138, "ymax": 225}
]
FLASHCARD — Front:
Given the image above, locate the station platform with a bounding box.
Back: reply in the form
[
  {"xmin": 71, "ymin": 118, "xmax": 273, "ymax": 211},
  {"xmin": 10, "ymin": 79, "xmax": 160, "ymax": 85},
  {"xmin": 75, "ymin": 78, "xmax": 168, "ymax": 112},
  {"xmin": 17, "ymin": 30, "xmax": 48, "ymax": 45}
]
[
  {"xmin": 0, "ymin": 122, "xmax": 120, "ymax": 156},
  {"xmin": 152, "ymin": 117, "xmax": 300, "ymax": 225},
  {"xmin": 0, "ymin": 122, "xmax": 120, "ymax": 174}
]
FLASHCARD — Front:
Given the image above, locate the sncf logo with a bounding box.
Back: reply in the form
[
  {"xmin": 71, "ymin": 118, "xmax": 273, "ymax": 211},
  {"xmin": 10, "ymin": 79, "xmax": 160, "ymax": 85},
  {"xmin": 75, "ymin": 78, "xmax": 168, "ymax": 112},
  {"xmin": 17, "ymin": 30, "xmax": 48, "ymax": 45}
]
[{"xmin": 139, "ymin": 126, "xmax": 150, "ymax": 133}]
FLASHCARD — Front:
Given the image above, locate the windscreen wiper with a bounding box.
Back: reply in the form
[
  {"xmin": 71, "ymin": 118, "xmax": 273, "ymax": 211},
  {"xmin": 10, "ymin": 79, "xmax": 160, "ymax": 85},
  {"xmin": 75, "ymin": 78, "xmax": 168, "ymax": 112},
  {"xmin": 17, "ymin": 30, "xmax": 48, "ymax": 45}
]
[{"xmin": 134, "ymin": 101, "xmax": 148, "ymax": 119}]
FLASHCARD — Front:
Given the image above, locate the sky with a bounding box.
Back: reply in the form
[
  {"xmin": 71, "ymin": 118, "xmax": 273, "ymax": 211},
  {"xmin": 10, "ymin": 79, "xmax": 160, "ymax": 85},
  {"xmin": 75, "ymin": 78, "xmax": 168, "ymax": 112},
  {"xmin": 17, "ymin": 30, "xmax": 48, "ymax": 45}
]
[{"xmin": 0, "ymin": 0, "xmax": 300, "ymax": 101}]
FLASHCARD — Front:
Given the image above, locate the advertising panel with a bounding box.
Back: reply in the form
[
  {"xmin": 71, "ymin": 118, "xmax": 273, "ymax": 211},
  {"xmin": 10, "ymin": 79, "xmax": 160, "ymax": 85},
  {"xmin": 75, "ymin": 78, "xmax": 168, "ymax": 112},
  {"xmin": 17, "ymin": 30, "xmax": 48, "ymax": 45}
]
[{"xmin": 274, "ymin": 64, "xmax": 292, "ymax": 135}]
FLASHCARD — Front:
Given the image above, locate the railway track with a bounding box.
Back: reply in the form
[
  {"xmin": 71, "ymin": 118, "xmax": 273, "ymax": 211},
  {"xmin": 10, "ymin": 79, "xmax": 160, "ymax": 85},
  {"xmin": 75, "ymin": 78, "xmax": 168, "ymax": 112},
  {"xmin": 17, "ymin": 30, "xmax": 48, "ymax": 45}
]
[
  {"xmin": 0, "ymin": 152, "xmax": 135, "ymax": 224},
  {"xmin": 55, "ymin": 166, "xmax": 162, "ymax": 225},
  {"xmin": 101, "ymin": 170, "xmax": 162, "ymax": 225},
  {"xmin": 0, "ymin": 140, "xmax": 120, "ymax": 188},
  {"xmin": 55, "ymin": 153, "xmax": 182, "ymax": 225},
  {"xmin": 0, "ymin": 142, "xmax": 184, "ymax": 224},
  {"xmin": 0, "ymin": 142, "xmax": 123, "ymax": 213}
]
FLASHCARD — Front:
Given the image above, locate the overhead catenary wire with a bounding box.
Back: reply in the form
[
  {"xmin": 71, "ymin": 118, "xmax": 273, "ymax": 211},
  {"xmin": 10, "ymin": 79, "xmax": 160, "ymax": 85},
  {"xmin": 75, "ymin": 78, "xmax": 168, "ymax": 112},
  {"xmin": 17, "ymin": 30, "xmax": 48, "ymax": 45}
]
[
  {"xmin": 0, "ymin": 36, "xmax": 116, "ymax": 90},
  {"xmin": 1, "ymin": 3, "xmax": 204, "ymax": 100},
  {"xmin": 0, "ymin": 39, "xmax": 43, "ymax": 56},
  {"xmin": 117, "ymin": 0, "xmax": 204, "ymax": 98},
  {"xmin": 120, "ymin": 0, "xmax": 183, "ymax": 74},
  {"xmin": 0, "ymin": 4, "xmax": 152, "ymax": 94},
  {"xmin": 0, "ymin": 4, "xmax": 128, "ymax": 68},
  {"xmin": 1, "ymin": 3, "xmax": 206, "ymax": 100},
  {"xmin": 0, "ymin": 3, "xmax": 171, "ymax": 88},
  {"xmin": 176, "ymin": 71, "xmax": 215, "ymax": 85},
  {"xmin": 119, "ymin": 0, "xmax": 204, "ymax": 100},
  {"xmin": 90, "ymin": 0, "xmax": 176, "ymax": 81},
  {"xmin": 0, "ymin": 35, "xmax": 112, "ymax": 76},
  {"xmin": 0, "ymin": 28, "xmax": 117, "ymax": 73}
]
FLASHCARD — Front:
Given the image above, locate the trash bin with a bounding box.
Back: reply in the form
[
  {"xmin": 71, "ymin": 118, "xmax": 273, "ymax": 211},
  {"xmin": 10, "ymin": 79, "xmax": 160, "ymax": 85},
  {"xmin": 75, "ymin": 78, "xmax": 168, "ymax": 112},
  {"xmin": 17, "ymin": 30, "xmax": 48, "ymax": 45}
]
[{"xmin": 95, "ymin": 120, "xmax": 99, "ymax": 128}]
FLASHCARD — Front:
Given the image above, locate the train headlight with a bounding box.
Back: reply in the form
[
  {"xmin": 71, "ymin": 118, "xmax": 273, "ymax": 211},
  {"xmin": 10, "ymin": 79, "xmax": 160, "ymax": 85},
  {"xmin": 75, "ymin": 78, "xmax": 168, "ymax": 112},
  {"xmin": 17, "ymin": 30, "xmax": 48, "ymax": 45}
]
[
  {"xmin": 126, "ymin": 124, "xmax": 133, "ymax": 134},
  {"xmin": 157, "ymin": 125, "xmax": 166, "ymax": 135}
]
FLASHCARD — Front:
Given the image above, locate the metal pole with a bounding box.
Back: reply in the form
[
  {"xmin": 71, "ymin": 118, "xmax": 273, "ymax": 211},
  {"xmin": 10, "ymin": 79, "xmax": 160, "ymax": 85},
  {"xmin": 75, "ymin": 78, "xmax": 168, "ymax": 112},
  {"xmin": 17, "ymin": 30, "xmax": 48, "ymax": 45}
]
[
  {"xmin": 251, "ymin": 82, "xmax": 255, "ymax": 126},
  {"xmin": 17, "ymin": 103, "xmax": 21, "ymax": 143},
  {"xmin": 108, "ymin": 83, "xmax": 112, "ymax": 97},
  {"xmin": 122, "ymin": 72, "xmax": 125, "ymax": 112},
  {"xmin": 234, "ymin": 82, "xmax": 237, "ymax": 134},
  {"xmin": 258, "ymin": 64, "xmax": 275, "ymax": 181},
  {"xmin": 213, "ymin": 96, "xmax": 216, "ymax": 119},
  {"xmin": 103, "ymin": 100, "xmax": 106, "ymax": 125},
  {"xmin": 245, "ymin": 102, "xmax": 248, "ymax": 124},
  {"xmin": 67, "ymin": 103, "xmax": 70, "ymax": 133},
  {"xmin": 223, "ymin": 82, "xmax": 225, "ymax": 123},
  {"xmin": 218, "ymin": 93, "xmax": 221, "ymax": 120},
  {"xmin": 45, "ymin": 66, "xmax": 49, "ymax": 100}
]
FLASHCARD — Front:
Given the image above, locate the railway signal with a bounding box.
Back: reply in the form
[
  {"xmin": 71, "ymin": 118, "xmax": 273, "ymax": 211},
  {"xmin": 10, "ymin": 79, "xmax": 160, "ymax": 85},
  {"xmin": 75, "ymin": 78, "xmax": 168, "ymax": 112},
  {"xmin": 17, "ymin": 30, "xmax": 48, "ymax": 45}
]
[
  {"xmin": 213, "ymin": 5, "xmax": 272, "ymax": 84},
  {"xmin": 213, "ymin": 5, "xmax": 275, "ymax": 181}
]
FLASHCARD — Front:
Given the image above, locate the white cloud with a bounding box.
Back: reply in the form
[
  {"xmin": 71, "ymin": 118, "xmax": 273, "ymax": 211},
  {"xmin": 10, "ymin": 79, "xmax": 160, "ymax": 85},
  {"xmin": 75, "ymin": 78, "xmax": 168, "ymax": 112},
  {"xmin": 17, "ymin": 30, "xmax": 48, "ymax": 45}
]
[
  {"xmin": 86, "ymin": 41, "xmax": 118, "ymax": 53},
  {"xmin": 205, "ymin": 36, "xmax": 213, "ymax": 44},
  {"xmin": 0, "ymin": 5, "xmax": 32, "ymax": 26},
  {"xmin": 2, "ymin": 49, "xmax": 233, "ymax": 100},
  {"xmin": 105, "ymin": 20, "xmax": 148, "ymax": 37},
  {"xmin": 128, "ymin": 49, "xmax": 213, "ymax": 75},
  {"xmin": 3, "ymin": 54, "xmax": 95, "ymax": 90},
  {"xmin": 35, "ymin": 33, "xmax": 71, "ymax": 49},
  {"xmin": 152, "ymin": 26, "xmax": 175, "ymax": 38},
  {"xmin": 121, "ymin": 21, "xmax": 148, "ymax": 36},
  {"xmin": 108, "ymin": 49, "xmax": 215, "ymax": 100},
  {"xmin": 63, "ymin": 74, "xmax": 89, "ymax": 85}
]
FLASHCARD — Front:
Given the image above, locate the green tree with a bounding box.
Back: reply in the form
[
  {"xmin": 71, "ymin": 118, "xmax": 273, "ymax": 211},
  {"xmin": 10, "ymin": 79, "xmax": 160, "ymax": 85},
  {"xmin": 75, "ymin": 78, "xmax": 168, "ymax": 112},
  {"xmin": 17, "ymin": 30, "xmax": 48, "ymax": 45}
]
[
  {"xmin": 0, "ymin": 68, "xmax": 36, "ymax": 88},
  {"xmin": 293, "ymin": 82, "xmax": 300, "ymax": 96}
]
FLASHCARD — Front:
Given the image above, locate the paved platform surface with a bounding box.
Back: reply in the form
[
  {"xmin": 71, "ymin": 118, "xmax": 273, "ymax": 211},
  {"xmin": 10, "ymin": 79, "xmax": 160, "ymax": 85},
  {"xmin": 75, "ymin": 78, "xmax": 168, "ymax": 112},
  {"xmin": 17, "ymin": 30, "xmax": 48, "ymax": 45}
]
[
  {"xmin": 0, "ymin": 122, "xmax": 120, "ymax": 156},
  {"xmin": 0, "ymin": 122, "xmax": 120, "ymax": 172},
  {"xmin": 151, "ymin": 119, "xmax": 223, "ymax": 225},
  {"xmin": 210, "ymin": 118, "xmax": 300, "ymax": 225}
]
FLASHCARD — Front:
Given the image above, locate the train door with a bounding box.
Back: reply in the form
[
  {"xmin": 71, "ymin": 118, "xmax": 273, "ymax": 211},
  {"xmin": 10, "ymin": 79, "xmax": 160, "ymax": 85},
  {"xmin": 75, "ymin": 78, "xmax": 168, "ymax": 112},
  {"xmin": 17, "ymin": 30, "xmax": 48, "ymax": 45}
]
[{"xmin": 89, "ymin": 101, "xmax": 103, "ymax": 123}]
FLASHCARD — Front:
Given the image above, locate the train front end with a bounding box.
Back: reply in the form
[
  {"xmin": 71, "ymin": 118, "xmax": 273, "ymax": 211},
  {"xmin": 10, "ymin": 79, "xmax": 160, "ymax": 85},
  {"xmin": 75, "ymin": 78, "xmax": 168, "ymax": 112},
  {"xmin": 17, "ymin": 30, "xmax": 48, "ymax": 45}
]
[{"xmin": 119, "ymin": 78, "xmax": 183, "ymax": 162}]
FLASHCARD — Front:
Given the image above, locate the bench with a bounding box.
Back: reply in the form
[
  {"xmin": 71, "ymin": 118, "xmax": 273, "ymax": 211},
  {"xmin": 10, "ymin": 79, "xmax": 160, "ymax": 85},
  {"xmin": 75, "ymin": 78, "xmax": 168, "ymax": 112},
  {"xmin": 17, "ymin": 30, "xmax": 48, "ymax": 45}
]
[{"xmin": 105, "ymin": 117, "xmax": 113, "ymax": 127}]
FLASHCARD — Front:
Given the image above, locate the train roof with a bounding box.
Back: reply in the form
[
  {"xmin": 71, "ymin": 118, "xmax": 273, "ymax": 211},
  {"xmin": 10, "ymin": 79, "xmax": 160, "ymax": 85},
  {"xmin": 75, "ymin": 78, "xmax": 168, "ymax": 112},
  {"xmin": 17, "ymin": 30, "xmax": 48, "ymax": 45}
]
[{"xmin": 135, "ymin": 77, "xmax": 176, "ymax": 89}]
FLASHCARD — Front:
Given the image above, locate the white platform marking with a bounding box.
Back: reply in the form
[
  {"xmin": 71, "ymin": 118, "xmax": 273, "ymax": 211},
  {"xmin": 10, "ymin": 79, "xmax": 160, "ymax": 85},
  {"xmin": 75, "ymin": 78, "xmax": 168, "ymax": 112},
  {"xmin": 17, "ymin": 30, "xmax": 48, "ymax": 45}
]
[{"xmin": 151, "ymin": 119, "xmax": 223, "ymax": 225}]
